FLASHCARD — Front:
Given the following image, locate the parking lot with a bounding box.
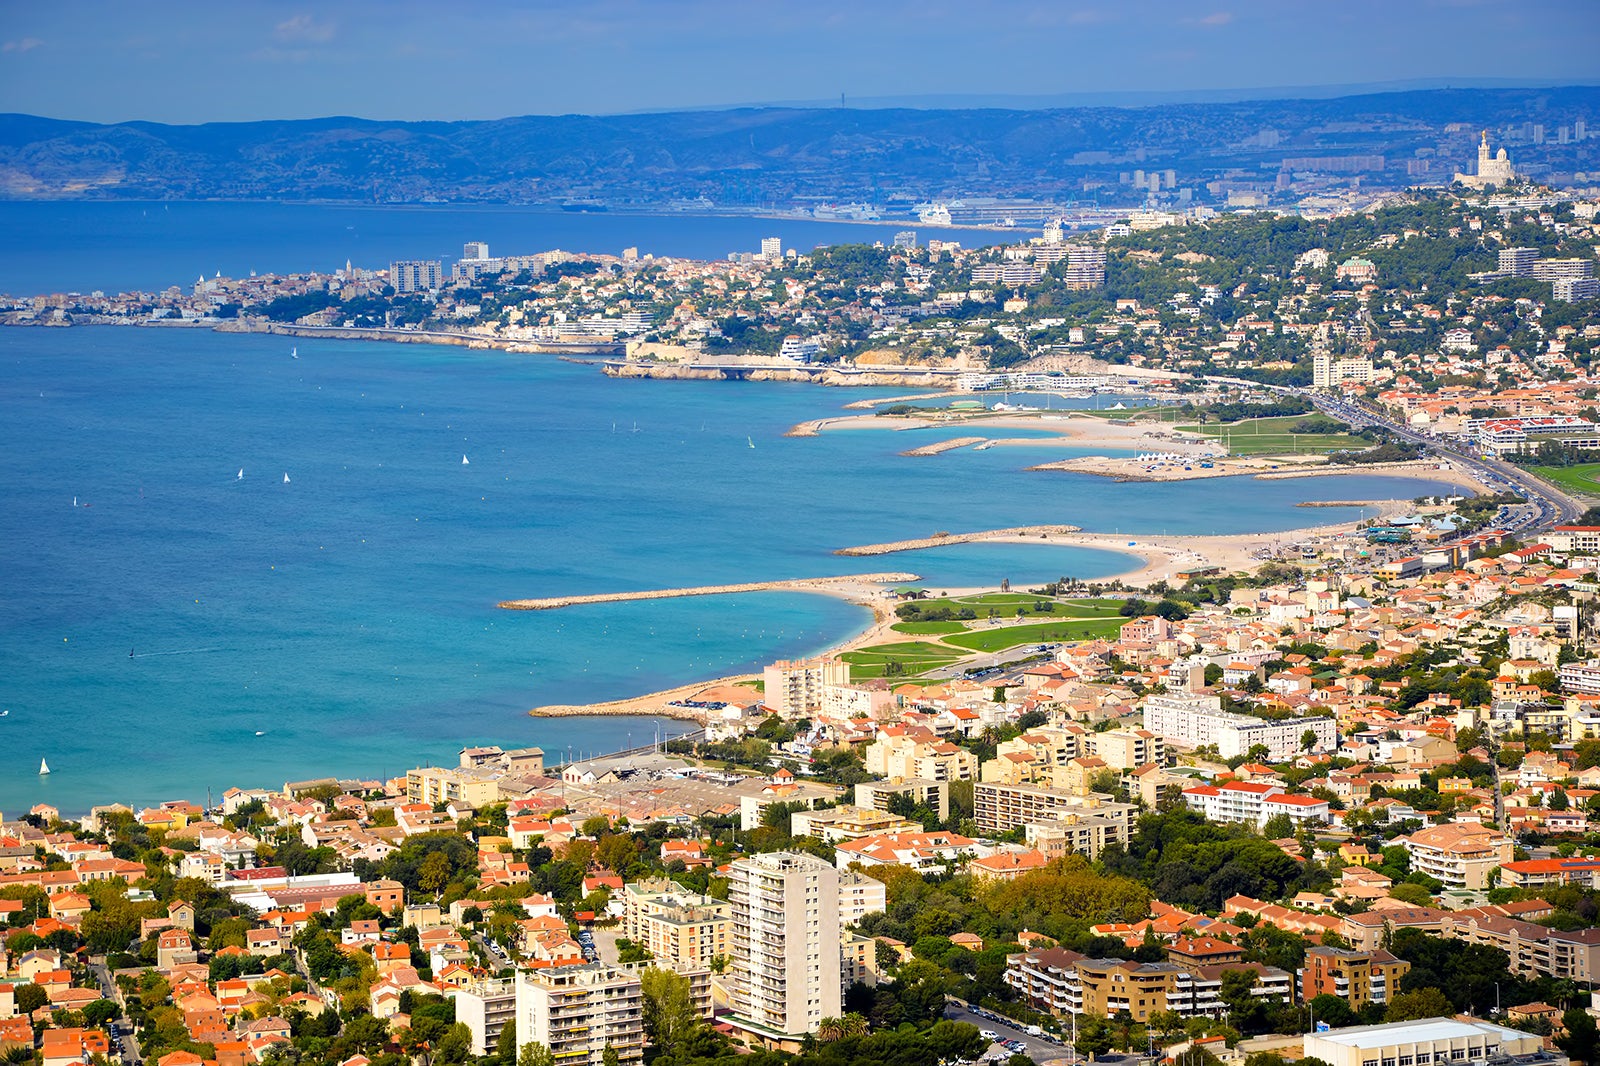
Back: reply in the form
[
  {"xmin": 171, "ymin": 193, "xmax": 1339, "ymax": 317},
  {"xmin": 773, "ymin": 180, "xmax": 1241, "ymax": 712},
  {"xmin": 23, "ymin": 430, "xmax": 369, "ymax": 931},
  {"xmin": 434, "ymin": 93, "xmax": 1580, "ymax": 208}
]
[{"xmin": 945, "ymin": 1001, "xmax": 1072, "ymax": 1064}]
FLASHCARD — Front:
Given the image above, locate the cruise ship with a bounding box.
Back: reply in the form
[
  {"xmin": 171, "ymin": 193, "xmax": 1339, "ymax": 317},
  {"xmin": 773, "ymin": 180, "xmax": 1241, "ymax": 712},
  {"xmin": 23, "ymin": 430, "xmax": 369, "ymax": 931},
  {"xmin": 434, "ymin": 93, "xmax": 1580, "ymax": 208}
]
[{"xmin": 915, "ymin": 201, "xmax": 953, "ymax": 225}]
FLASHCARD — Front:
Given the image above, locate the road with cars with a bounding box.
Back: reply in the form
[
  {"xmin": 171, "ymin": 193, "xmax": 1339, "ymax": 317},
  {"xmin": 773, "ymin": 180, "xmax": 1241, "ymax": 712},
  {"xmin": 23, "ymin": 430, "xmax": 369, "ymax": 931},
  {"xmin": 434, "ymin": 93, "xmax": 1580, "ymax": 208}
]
[
  {"xmin": 1306, "ymin": 391, "xmax": 1584, "ymax": 533},
  {"xmin": 945, "ymin": 1000, "xmax": 1072, "ymax": 1063}
]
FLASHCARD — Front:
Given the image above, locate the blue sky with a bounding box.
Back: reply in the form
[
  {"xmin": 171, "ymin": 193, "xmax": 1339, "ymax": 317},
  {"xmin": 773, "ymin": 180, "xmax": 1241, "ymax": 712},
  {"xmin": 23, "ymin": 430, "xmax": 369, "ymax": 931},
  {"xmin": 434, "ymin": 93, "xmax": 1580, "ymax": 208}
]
[{"xmin": 1, "ymin": 0, "xmax": 1595, "ymax": 124}]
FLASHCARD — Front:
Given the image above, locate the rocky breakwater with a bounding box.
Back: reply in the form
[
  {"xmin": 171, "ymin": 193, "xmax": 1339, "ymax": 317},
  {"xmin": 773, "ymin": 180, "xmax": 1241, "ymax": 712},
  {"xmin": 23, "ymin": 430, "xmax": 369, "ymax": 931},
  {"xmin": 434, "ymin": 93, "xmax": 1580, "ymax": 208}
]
[
  {"xmin": 900, "ymin": 437, "xmax": 986, "ymax": 456},
  {"xmin": 499, "ymin": 573, "xmax": 920, "ymax": 611},
  {"xmin": 836, "ymin": 525, "xmax": 1081, "ymax": 557}
]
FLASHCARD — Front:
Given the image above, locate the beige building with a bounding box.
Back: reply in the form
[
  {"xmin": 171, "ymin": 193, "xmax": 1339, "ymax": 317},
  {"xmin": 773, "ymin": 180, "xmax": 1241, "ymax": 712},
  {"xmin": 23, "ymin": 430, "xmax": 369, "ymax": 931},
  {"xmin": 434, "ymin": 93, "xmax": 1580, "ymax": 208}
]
[
  {"xmin": 1084, "ymin": 729, "xmax": 1164, "ymax": 771},
  {"xmin": 790, "ymin": 805, "xmax": 919, "ymax": 843},
  {"xmin": 405, "ymin": 766, "xmax": 503, "ymax": 809},
  {"xmin": 620, "ymin": 880, "xmax": 731, "ymax": 974},
  {"xmin": 727, "ymin": 852, "xmax": 841, "ymax": 1043},
  {"xmin": 1301, "ymin": 946, "xmax": 1408, "ymax": 1010},
  {"xmin": 975, "ymin": 782, "xmax": 1136, "ymax": 841},
  {"xmin": 513, "ymin": 964, "xmax": 645, "ymax": 1066},
  {"xmin": 854, "ymin": 779, "xmax": 950, "ymax": 822},
  {"xmin": 864, "ymin": 731, "xmax": 977, "ymax": 783},
  {"xmin": 837, "ymin": 869, "xmax": 888, "ymax": 925},
  {"xmin": 763, "ymin": 657, "xmax": 849, "ymax": 718},
  {"xmin": 1403, "ymin": 823, "xmax": 1513, "ymax": 891}
]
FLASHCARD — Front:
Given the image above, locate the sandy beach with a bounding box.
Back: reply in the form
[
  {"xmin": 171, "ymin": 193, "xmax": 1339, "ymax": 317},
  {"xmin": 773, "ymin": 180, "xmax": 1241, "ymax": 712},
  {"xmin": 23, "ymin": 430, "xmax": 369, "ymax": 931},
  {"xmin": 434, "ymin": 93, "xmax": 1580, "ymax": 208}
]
[{"xmin": 521, "ymin": 502, "xmax": 1418, "ymax": 722}]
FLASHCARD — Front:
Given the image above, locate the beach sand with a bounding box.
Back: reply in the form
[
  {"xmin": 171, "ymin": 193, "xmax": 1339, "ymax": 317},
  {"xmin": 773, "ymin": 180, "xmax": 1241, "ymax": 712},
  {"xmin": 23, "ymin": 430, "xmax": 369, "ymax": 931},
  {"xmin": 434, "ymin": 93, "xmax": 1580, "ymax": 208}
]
[{"xmin": 522, "ymin": 500, "xmax": 1425, "ymax": 722}]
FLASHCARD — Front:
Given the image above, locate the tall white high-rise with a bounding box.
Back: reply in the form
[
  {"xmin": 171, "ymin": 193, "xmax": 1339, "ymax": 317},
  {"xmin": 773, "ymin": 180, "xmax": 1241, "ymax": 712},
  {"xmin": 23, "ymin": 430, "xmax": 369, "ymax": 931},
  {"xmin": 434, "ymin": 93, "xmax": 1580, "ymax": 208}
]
[
  {"xmin": 727, "ymin": 852, "xmax": 841, "ymax": 1041},
  {"xmin": 761, "ymin": 236, "xmax": 783, "ymax": 261}
]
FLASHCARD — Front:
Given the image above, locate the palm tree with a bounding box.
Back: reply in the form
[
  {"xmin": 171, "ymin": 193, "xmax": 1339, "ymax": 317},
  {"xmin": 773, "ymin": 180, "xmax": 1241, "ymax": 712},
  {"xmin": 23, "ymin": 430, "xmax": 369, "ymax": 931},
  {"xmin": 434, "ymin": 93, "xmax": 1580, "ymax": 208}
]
[{"xmin": 815, "ymin": 1018, "xmax": 846, "ymax": 1044}]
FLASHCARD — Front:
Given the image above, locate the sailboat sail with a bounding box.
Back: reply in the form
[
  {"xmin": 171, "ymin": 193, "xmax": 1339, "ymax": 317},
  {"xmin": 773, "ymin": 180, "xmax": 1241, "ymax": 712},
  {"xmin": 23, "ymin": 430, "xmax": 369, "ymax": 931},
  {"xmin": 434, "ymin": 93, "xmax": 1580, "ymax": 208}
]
[{"xmin": 39, "ymin": 758, "xmax": 50, "ymax": 775}]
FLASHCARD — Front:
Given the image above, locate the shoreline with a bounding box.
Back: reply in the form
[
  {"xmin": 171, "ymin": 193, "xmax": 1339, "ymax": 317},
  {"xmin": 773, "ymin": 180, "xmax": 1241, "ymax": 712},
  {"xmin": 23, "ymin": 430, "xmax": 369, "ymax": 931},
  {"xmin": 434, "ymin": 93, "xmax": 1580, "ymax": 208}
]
[{"xmin": 522, "ymin": 502, "xmax": 1421, "ymax": 722}]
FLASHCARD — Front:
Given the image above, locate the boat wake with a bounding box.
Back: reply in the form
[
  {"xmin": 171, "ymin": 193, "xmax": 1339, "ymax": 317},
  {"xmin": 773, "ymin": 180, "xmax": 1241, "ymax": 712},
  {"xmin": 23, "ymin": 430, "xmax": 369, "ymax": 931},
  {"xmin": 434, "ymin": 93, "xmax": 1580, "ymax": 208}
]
[{"xmin": 130, "ymin": 646, "xmax": 224, "ymax": 659}]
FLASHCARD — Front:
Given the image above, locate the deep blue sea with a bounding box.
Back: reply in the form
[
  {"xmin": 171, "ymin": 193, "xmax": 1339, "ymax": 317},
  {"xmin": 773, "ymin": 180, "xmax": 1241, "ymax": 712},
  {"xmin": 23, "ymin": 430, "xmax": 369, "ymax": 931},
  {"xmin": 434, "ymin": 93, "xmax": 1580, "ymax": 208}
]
[
  {"xmin": 0, "ymin": 203, "xmax": 1463, "ymax": 814},
  {"xmin": 0, "ymin": 201, "xmax": 1000, "ymax": 297}
]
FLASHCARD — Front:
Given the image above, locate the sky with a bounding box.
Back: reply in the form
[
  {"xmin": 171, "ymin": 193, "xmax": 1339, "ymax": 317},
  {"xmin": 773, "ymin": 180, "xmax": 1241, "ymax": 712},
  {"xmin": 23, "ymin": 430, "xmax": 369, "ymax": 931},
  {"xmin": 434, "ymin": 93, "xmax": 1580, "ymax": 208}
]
[{"xmin": 1, "ymin": 0, "xmax": 1596, "ymax": 125}]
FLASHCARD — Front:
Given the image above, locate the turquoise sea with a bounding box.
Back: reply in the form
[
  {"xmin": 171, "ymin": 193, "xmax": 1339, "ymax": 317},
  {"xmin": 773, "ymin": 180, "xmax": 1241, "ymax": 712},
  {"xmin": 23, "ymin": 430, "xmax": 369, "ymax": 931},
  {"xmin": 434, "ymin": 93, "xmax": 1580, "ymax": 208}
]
[{"xmin": 0, "ymin": 203, "xmax": 1464, "ymax": 815}]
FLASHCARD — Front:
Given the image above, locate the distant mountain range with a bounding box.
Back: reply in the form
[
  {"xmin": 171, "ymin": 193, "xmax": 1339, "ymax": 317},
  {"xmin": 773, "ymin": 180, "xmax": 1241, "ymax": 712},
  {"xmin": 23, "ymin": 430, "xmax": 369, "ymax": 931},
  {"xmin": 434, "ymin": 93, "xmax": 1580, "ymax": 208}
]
[{"xmin": 1, "ymin": 85, "xmax": 1596, "ymax": 209}]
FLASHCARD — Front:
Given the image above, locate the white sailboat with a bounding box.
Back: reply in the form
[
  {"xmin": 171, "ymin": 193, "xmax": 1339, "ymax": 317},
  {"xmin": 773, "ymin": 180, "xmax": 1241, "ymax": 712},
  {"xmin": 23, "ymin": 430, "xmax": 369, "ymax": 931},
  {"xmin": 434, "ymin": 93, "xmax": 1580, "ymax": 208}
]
[
  {"xmin": 291, "ymin": 346, "xmax": 299, "ymax": 359},
  {"xmin": 461, "ymin": 454, "xmax": 470, "ymax": 465},
  {"xmin": 38, "ymin": 758, "xmax": 50, "ymax": 775},
  {"xmin": 237, "ymin": 468, "xmax": 244, "ymax": 480},
  {"xmin": 747, "ymin": 436, "xmax": 755, "ymax": 448},
  {"xmin": 283, "ymin": 473, "xmax": 291, "ymax": 484}
]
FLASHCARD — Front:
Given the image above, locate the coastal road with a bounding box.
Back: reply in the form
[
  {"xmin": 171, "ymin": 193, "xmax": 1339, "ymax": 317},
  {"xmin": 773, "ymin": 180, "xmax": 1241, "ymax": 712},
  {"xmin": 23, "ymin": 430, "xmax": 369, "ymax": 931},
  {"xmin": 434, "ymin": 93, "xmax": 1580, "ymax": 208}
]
[{"xmin": 1303, "ymin": 393, "xmax": 1583, "ymax": 533}]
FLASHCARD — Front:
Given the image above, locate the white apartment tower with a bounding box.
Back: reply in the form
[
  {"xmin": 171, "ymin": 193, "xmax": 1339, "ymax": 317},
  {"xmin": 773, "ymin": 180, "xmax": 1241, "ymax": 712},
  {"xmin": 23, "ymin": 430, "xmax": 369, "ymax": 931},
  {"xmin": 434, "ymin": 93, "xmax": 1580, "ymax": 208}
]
[
  {"xmin": 727, "ymin": 851, "xmax": 841, "ymax": 1040},
  {"xmin": 761, "ymin": 236, "xmax": 783, "ymax": 261},
  {"xmin": 513, "ymin": 964, "xmax": 644, "ymax": 1066}
]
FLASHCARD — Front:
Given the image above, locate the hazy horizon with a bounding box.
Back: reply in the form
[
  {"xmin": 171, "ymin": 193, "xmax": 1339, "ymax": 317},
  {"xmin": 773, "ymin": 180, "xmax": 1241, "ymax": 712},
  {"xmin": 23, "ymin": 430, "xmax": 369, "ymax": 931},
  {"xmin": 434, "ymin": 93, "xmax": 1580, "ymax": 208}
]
[{"xmin": 1, "ymin": 0, "xmax": 1595, "ymax": 126}]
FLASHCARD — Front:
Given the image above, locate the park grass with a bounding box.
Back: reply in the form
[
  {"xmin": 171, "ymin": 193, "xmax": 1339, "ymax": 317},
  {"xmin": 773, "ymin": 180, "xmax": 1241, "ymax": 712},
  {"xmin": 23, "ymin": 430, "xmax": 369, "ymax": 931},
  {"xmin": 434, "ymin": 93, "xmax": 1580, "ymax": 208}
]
[
  {"xmin": 940, "ymin": 617, "xmax": 1125, "ymax": 653},
  {"xmin": 1177, "ymin": 414, "xmax": 1364, "ymax": 456},
  {"xmin": 840, "ymin": 640, "xmax": 964, "ymax": 680},
  {"xmin": 902, "ymin": 592, "xmax": 1118, "ymax": 621},
  {"xmin": 891, "ymin": 620, "xmax": 970, "ymax": 635},
  {"xmin": 1530, "ymin": 464, "xmax": 1600, "ymax": 497}
]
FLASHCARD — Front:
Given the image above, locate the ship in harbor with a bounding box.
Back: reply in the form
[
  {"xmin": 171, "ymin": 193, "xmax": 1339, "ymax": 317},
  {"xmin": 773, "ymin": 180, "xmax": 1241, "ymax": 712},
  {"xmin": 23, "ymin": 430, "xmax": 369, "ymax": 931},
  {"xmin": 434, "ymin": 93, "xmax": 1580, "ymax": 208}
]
[{"xmin": 812, "ymin": 202, "xmax": 881, "ymax": 221}]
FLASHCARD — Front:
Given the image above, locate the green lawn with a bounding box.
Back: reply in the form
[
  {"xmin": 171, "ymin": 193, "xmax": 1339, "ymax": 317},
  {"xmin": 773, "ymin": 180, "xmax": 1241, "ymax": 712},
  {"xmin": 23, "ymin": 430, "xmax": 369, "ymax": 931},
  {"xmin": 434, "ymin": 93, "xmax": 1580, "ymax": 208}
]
[
  {"xmin": 902, "ymin": 592, "xmax": 1115, "ymax": 620},
  {"xmin": 940, "ymin": 617, "xmax": 1125, "ymax": 653},
  {"xmin": 840, "ymin": 640, "xmax": 963, "ymax": 680},
  {"xmin": 1178, "ymin": 415, "xmax": 1364, "ymax": 456},
  {"xmin": 891, "ymin": 620, "xmax": 969, "ymax": 635},
  {"xmin": 1530, "ymin": 464, "xmax": 1600, "ymax": 496}
]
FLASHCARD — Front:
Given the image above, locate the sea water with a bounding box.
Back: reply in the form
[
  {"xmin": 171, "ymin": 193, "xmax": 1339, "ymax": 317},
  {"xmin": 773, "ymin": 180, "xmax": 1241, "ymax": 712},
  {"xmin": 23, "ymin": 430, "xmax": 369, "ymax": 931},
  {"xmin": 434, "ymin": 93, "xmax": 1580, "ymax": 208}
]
[
  {"xmin": 0, "ymin": 201, "xmax": 1005, "ymax": 297},
  {"xmin": 0, "ymin": 327, "xmax": 1463, "ymax": 812}
]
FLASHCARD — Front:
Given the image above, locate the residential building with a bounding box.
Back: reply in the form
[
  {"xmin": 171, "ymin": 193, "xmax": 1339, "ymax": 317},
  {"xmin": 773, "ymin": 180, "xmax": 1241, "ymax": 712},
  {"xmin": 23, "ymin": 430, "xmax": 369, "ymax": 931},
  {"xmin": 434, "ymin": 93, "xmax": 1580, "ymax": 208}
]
[
  {"xmin": 1085, "ymin": 729, "xmax": 1165, "ymax": 770},
  {"xmin": 762, "ymin": 657, "xmax": 849, "ymax": 718},
  {"xmin": 406, "ymin": 766, "xmax": 503, "ymax": 809},
  {"xmin": 513, "ymin": 964, "xmax": 644, "ymax": 1066},
  {"xmin": 974, "ymin": 782, "xmax": 1136, "ymax": 841},
  {"xmin": 854, "ymin": 779, "xmax": 950, "ymax": 822},
  {"xmin": 1301, "ymin": 946, "xmax": 1408, "ymax": 1010},
  {"xmin": 448, "ymin": 978, "xmax": 516, "ymax": 1056},
  {"xmin": 1402, "ymin": 823, "xmax": 1513, "ymax": 891},
  {"xmin": 1004, "ymin": 949, "xmax": 1290, "ymax": 1022},
  {"xmin": 620, "ymin": 880, "xmax": 730, "ymax": 973},
  {"xmin": 726, "ymin": 852, "xmax": 841, "ymax": 1043},
  {"xmin": 1142, "ymin": 693, "xmax": 1336, "ymax": 760},
  {"xmin": 389, "ymin": 260, "xmax": 442, "ymax": 293}
]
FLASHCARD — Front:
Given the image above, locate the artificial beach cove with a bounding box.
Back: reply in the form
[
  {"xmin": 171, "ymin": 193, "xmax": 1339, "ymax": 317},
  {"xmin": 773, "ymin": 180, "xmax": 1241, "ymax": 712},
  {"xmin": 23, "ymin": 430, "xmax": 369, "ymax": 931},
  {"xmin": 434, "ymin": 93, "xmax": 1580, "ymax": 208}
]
[{"xmin": 6, "ymin": 138, "xmax": 1600, "ymax": 1066}]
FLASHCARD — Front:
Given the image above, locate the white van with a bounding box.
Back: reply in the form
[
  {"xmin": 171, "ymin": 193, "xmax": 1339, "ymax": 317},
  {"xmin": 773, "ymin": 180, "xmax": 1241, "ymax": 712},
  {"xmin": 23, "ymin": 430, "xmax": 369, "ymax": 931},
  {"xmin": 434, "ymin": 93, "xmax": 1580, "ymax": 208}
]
[{"xmin": 980, "ymin": 1030, "xmax": 999, "ymax": 1041}]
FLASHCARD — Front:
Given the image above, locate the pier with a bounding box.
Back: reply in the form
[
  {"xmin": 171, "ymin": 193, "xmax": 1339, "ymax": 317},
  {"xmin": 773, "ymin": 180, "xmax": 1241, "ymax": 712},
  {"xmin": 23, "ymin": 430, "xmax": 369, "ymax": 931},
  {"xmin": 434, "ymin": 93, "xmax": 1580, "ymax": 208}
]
[{"xmin": 499, "ymin": 572, "xmax": 920, "ymax": 611}]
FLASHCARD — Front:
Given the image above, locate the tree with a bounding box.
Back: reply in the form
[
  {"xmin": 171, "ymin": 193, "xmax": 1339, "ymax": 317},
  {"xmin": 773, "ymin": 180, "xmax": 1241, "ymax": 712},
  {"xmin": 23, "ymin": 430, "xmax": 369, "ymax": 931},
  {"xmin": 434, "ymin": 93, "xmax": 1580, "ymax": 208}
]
[
  {"xmin": 1558, "ymin": 1008, "xmax": 1599, "ymax": 1066},
  {"xmin": 418, "ymin": 851, "xmax": 452, "ymax": 897},
  {"xmin": 1388, "ymin": 883, "xmax": 1436, "ymax": 907},
  {"xmin": 639, "ymin": 967, "xmax": 698, "ymax": 1051},
  {"xmin": 14, "ymin": 983, "xmax": 47, "ymax": 1014},
  {"xmin": 1385, "ymin": 987, "xmax": 1454, "ymax": 1022},
  {"xmin": 516, "ymin": 1043, "xmax": 554, "ymax": 1066},
  {"xmin": 1302, "ymin": 729, "xmax": 1319, "ymax": 752}
]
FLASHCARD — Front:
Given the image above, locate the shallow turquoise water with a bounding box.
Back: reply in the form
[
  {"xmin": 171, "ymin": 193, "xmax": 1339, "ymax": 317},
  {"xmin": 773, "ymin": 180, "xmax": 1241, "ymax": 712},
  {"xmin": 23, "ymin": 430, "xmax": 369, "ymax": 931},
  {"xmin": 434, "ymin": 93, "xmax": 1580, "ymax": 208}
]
[{"xmin": 0, "ymin": 327, "xmax": 1459, "ymax": 813}]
